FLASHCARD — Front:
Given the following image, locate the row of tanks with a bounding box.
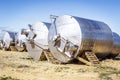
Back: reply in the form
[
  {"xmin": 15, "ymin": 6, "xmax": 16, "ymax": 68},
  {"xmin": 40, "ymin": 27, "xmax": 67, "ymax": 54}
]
[
  {"xmin": 0, "ymin": 30, "xmax": 26, "ymax": 51},
  {"xmin": 22, "ymin": 15, "xmax": 120, "ymax": 64},
  {"xmin": 0, "ymin": 15, "xmax": 120, "ymax": 65}
]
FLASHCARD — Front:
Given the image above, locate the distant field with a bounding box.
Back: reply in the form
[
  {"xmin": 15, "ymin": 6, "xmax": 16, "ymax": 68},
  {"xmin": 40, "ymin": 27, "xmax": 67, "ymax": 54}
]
[{"xmin": 0, "ymin": 50, "xmax": 120, "ymax": 80}]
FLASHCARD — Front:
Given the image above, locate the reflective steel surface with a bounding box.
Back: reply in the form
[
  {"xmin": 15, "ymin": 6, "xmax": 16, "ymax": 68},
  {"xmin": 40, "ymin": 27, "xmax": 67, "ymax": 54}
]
[
  {"xmin": 0, "ymin": 30, "xmax": 5, "ymax": 49},
  {"xmin": 26, "ymin": 22, "xmax": 50, "ymax": 60},
  {"xmin": 3, "ymin": 31, "xmax": 16, "ymax": 50},
  {"xmin": 111, "ymin": 32, "xmax": 120, "ymax": 57},
  {"xmin": 48, "ymin": 15, "xmax": 113, "ymax": 63},
  {"xmin": 15, "ymin": 31, "xmax": 26, "ymax": 51}
]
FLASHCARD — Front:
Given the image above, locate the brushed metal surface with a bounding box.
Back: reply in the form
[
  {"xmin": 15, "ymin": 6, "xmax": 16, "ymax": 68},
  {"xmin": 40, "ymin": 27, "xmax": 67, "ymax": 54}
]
[
  {"xmin": 3, "ymin": 31, "xmax": 16, "ymax": 49},
  {"xmin": 111, "ymin": 32, "xmax": 120, "ymax": 57},
  {"xmin": 48, "ymin": 15, "xmax": 113, "ymax": 63},
  {"xmin": 26, "ymin": 22, "xmax": 50, "ymax": 60},
  {"xmin": 0, "ymin": 30, "xmax": 5, "ymax": 49},
  {"xmin": 0, "ymin": 40, "xmax": 3, "ymax": 49},
  {"xmin": 15, "ymin": 31, "xmax": 26, "ymax": 51}
]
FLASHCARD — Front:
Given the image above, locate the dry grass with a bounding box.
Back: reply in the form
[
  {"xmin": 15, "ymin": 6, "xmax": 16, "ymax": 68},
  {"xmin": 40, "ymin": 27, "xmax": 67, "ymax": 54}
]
[{"xmin": 0, "ymin": 50, "xmax": 120, "ymax": 80}]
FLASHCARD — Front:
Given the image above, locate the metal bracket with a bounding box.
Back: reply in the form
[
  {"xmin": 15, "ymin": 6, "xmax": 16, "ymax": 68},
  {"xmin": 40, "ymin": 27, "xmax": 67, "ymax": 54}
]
[{"xmin": 53, "ymin": 35, "xmax": 78, "ymax": 58}]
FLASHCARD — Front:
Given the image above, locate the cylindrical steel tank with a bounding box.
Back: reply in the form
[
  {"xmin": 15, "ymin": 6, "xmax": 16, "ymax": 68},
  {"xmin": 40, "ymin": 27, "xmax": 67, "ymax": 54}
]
[
  {"xmin": 111, "ymin": 32, "xmax": 120, "ymax": 57},
  {"xmin": 25, "ymin": 22, "xmax": 50, "ymax": 60},
  {"xmin": 3, "ymin": 31, "xmax": 17, "ymax": 50},
  {"xmin": 48, "ymin": 15, "xmax": 113, "ymax": 63},
  {"xmin": 0, "ymin": 40, "xmax": 3, "ymax": 49},
  {"xmin": 0, "ymin": 30, "xmax": 5, "ymax": 49},
  {"xmin": 15, "ymin": 31, "xmax": 27, "ymax": 52}
]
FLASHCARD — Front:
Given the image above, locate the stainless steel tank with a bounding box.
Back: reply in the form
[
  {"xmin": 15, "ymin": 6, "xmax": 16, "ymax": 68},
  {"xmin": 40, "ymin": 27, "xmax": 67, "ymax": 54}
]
[
  {"xmin": 111, "ymin": 32, "xmax": 120, "ymax": 57},
  {"xmin": 0, "ymin": 30, "xmax": 5, "ymax": 49},
  {"xmin": 15, "ymin": 31, "xmax": 27, "ymax": 52},
  {"xmin": 48, "ymin": 15, "xmax": 113, "ymax": 63},
  {"xmin": 3, "ymin": 31, "xmax": 17, "ymax": 50},
  {"xmin": 25, "ymin": 22, "xmax": 50, "ymax": 60},
  {"xmin": 0, "ymin": 40, "xmax": 3, "ymax": 49}
]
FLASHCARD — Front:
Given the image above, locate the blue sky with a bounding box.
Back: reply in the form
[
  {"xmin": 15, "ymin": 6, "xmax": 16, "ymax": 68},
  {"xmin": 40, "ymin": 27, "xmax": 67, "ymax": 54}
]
[{"xmin": 0, "ymin": 0, "xmax": 120, "ymax": 35}]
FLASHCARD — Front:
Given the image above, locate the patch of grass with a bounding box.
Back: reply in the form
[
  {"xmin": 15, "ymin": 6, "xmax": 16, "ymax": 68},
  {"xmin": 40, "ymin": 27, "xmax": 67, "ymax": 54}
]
[
  {"xmin": 0, "ymin": 76, "xmax": 19, "ymax": 80},
  {"xmin": 94, "ymin": 66, "xmax": 120, "ymax": 80},
  {"xmin": 17, "ymin": 64, "xmax": 30, "ymax": 68},
  {"xmin": 77, "ymin": 68, "xmax": 88, "ymax": 73},
  {"xmin": 54, "ymin": 66, "xmax": 70, "ymax": 72},
  {"xmin": 20, "ymin": 57, "xmax": 33, "ymax": 60},
  {"xmin": 99, "ymin": 73, "xmax": 112, "ymax": 80}
]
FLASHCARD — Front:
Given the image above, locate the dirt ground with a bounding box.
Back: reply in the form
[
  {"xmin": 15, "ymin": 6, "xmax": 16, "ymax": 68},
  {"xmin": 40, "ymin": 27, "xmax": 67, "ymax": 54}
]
[{"xmin": 0, "ymin": 50, "xmax": 120, "ymax": 80}]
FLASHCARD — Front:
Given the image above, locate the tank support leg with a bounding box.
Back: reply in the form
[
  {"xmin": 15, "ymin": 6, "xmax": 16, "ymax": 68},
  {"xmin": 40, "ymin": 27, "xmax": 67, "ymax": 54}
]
[
  {"xmin": 43, "ymin": 51, "xmax": 62, "ymax": 64},
  {"xmin": 77, "ymin": 57, "xmax": 92, "ymax": 66},
  {"xmin": 77, "ymin": 51, "xmax": 100, "ymax": 66},
  {"xmin": 10, "ymin": 46, "xmax": 17, "ymax": 51}
]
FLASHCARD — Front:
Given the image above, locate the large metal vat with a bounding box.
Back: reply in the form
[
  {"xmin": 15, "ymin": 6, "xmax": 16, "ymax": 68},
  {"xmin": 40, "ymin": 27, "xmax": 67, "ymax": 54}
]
[
  {"xmin": 0, "ymin": 30, "xmax": 5, "ymax": 49},
  {"xmin": 111, "ymin": 32, "xmax": 120, "ymax": 57},
  {"xmin": 48, "ymin": 15, "xmax": 113, "ymax": 63},
  {"xmin": 15, "ymin": 31, "xmax": 27, "ymax": 52},
  {"xmin": 3, "ymin": 31, "xmax": 17, "ymax": 50},
  {"xmin": 25, "ymin": 22, "xmax": 50, "ymax": 60},
  {"xmin": 0, "ymin": 40, "xmax": 3, "ymax": 49}
]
